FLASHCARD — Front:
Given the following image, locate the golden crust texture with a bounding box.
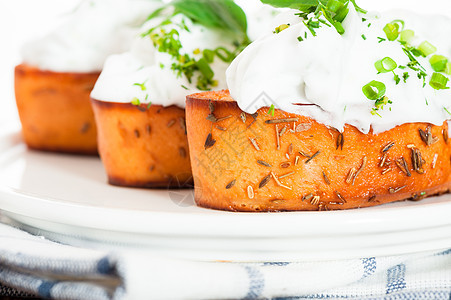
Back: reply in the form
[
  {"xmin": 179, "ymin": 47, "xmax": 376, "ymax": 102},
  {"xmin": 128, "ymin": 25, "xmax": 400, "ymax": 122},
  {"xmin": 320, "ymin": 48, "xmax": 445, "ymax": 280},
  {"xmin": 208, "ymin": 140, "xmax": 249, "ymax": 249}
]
[
  {"xmin": 91, "ymin": 99, "xmax": 193, "ymax": 188},
  {"xmin": 186, "ymin": 90, "xmax": 451, "ymax": 212},
  {"xmin": 14, "ymin": 63, "xmax": 99, "ymax": 155}
]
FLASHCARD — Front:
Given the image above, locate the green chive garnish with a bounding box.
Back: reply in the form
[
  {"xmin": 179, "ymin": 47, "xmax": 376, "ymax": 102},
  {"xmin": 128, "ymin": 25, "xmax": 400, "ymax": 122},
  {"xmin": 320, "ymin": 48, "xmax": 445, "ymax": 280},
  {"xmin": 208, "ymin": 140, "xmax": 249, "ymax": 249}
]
[
  {"xmin": 375, "ymin": 57, "xmax": 397, "ymax": 73},
  {"xmin": 430, "ymin": 72, "xmax": 450, "ymax": 90},
  {"xmin": 399, "ymin": 29, "xmax": 414, "ymax": 44},
  {"xmin": 131, "ymin": 97, "xmax": 141, "ymax": 106},
  {"xmin": 418, "ymin": 41, "xmax": 437, "ymax": 57},
  {"xmin": 383, "ymin": 23, "xmax": 399, "ymax": 41},
  {"xmin": 429, "ymin": 55, "xmax": 448, "ymax": 72},
  {"xmin": 268, "ymin": 104, "xmax": 275, "ymax": 116},
  {"xmin": 445, "ymin": 62, "xmax": 451, "ymax": 75},
  {"xmin": 196, "ymin": 58, "xmax": 214, "ymax": 80},
  {"xmin": 202, "ymin": 49, "xmax": 215, "ymax": 63},
  {"xmin": 326, "ymin": 0, "xmax": 345, "ymax": 13},
  {"xmin": 362, "ymin": 80, "xmax": 386, "ymax": 100}
]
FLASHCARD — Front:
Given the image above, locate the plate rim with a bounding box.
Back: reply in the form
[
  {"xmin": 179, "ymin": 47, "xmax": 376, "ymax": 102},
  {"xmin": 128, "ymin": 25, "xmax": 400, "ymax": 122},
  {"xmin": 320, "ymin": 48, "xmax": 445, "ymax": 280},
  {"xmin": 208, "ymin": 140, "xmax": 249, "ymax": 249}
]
[{"xmin": 1, "ymin": 129, "xmax": 451, "ymax": 239}]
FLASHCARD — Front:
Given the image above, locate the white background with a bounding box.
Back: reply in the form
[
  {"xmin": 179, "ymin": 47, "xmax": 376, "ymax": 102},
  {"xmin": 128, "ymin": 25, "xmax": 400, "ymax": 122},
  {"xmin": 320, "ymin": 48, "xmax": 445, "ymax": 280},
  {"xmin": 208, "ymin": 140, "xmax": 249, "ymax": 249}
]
[{"xmin": 1, "ymin": 0, "xmax": 451, "ymax": 127}]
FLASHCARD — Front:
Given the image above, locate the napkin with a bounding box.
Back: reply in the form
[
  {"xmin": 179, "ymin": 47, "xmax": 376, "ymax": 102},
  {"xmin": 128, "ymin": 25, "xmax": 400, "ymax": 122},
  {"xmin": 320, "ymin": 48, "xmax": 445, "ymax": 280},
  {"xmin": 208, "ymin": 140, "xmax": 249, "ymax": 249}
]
[{"xmin": 0, "ymin": 220, "xmax": 450, "ymax": 300}]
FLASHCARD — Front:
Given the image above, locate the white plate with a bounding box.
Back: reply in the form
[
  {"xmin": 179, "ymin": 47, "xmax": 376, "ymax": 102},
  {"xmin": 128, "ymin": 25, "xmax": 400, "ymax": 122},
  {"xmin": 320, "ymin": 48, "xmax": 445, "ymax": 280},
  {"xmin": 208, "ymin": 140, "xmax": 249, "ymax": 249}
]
[{"xmin": 1, "ymin": 128, "xmax": 451, "ymax": 262}]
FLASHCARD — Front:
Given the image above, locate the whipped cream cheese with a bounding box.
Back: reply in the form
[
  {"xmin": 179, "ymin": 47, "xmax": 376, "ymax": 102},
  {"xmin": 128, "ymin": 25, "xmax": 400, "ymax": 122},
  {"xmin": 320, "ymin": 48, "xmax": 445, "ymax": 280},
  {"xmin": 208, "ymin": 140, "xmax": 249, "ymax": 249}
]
[
  {"xmin": 91, "ymin": 14, "xmax": 235, "ymax": 108},
  {"xmin": 227, "ymin": 8, "xmax": 451, "ymax": 134},
  {"xmin": 91, "ymin": 1, "xmax": 282, "ymax": 108},
  {"xmin": 21, "ymin": 0, "xmax": 161, "ymax": 73}
]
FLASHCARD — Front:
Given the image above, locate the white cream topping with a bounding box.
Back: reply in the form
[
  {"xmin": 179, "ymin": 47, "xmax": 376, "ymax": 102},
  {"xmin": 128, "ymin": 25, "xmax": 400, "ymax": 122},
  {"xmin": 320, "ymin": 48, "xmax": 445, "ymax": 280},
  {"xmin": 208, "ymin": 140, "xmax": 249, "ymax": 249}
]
[
  {"xmin": 21, "ymin": 0, "xmax": 161, "ymax": 73},
  {"xmin": 91, "ymin": 14, "xmax": 234, "ymax": 107},
  {"xmin": 91, "ymin": 2, "xmax": 282, "ymax": 108},
  {"xmin": 227, "ymin": 8, "xmax": 451, "ymax": 134}
]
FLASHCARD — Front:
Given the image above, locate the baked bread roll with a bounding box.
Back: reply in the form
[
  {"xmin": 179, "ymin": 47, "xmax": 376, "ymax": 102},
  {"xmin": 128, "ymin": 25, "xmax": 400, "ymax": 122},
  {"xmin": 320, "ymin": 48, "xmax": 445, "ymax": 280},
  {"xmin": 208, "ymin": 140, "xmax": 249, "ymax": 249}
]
[
  {"xmin": 15, "ymin": 64, "xmax": 99, "ymax": 155},
  {"xmin": 186, "ymin": 90, "xmax": 451, "ymax": 211},
  {"xmin": 91, "ymin": 99, "xmax": 193, "ymax": 188}
]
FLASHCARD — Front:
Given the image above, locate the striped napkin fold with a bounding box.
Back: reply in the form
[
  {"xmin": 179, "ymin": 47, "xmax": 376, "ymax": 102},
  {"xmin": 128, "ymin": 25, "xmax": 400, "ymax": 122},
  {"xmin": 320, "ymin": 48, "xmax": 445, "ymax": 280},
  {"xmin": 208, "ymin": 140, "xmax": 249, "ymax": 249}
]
[{"xmin": 0, "ymin": 221, "xmax": 450, "ymax": 300}]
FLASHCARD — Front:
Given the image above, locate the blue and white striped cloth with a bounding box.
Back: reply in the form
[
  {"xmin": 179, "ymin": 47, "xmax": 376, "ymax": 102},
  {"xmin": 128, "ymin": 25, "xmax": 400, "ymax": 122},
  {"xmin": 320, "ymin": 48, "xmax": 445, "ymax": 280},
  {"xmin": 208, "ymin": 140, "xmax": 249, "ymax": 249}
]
[{"xmin": 0, "ymin": 221, "xmax": 450, "ymax": 300}]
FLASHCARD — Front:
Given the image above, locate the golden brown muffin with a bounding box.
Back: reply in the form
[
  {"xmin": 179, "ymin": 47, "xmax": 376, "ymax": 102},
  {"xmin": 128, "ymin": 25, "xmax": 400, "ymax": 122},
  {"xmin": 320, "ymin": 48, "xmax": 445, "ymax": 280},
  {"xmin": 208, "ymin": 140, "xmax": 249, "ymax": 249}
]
[
  {"xmin": 186, "ymin": 90, "xmax": 451, "ymax": 212},
  {"xmin": 15, "ymin": 63, "xmax": 99, "ymax": 155},
  {"xmin": 91, "ymin": 99, "xmax": 193, "ymax": 188}
]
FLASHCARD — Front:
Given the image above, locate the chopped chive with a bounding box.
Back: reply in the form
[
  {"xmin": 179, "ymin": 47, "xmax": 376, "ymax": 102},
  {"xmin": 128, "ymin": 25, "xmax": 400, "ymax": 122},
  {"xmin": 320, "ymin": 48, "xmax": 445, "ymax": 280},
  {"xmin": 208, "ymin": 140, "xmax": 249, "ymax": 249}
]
[
  {"xmin": 274, "ymin": 24, "xmax": 290, "ymax": 34},
  {"xmin": 394, "ymin": 73, "xmax": 400, "ymax": 85},
  {"xmin": 400, "ymin": 29, "xmax": 414, "ymax": 44},
  {"xmin": 403, "ymin": 72, "xmax": 410, "ymax": 83},
  {"xmin": 268, "ymin": 104, "xmax": 275, "ymax": 116},
  {"xmin": 445, "ymin": 62, "xmax": 451, "ymax": 75},
  {"xmin": 362, "ymin": 80, "xmax": 386, "ymax": 100},
  {"xmin": 430, "ymin": 72, "xmax": 450, "ymax": 90},
  {"xmin": 375, "ymin": 57, "xmax": 397, "ymax": 73},
  {"xmin": 418, "ymin": 41, "xmax": 437, "ymax": 57},
  {"xmin": 383, "ymin": 23, "xmax": 399, "ymax": 41},
  {"xmin": 133, "ymin": 81, "xmax": 147, "ymax": 91},
  {"xmin": 429, "ymin": 55, "xmax": 448, "ymax": 72}
]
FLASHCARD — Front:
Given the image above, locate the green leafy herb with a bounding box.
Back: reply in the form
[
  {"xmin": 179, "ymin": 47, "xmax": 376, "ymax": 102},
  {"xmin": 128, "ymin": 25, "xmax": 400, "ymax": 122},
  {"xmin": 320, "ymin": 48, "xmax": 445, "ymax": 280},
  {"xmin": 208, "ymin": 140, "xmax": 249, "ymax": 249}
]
[
  {"xmin": 142, "ymin": 0, "xmax": 250, "ymax": 91},
  {"xmin": 133, "ymin": 81, "xmax": 147, "ymax": 91},
  {"xmin": 151, "ymin": 0, "xmax": 248, "ymax": 36},
  {"xmin": 418, "ymin": 41, "xmax": 437, "ymax": 57},
  {"xmin": 274, "ymin": 24, "xmax": 290, "ymax": 33},
  {"xmin": 261, "ymin": 0, "xmax": 366, "ymax": 36},
  {"xmin": 362, "ymin": 80, "xmax": 386, "ymax": 100},
  {"xmin": 430, "ymin": 72, "xmax": 450, "ymax": 90},
  {"xmin": 268, "ymin": 104, "xmax": 275, "ymax": 116},
  {"xmin": 430, "ymin": 55, "xmax": 448, "ymax": 72},
  {"xmin": 400, "ymin": 45, "xmax": 427, "ymax": 87},
  {"xmin": 375, "ymin": 57, "xmax": 397, "ymax": 73},
  {"xmin": 394, "ymin": 73, "xmax": 400, "ymax": 85},
  {"xmin": 372, "ymin": 96, "xmax": 392, "ymax": 117},
  {"xmin": 402, "ymin": 72, "xmax": 410, "ymax": 83}
]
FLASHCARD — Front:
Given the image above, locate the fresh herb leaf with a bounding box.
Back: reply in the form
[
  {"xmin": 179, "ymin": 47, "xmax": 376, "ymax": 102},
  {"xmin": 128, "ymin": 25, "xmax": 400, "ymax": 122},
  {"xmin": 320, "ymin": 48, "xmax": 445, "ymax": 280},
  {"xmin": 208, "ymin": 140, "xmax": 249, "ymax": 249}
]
[
  {"xmin": 274, "ymin": 24, "xmax": 290, "ymax": 33},
  {"xmin": 151, "ymin": 0, "xmax": 248, "ymax": 37},
  {"xmin": 262, "ymin": 0, "xmax": 366, "ymax": 35},
  {"xmin": 260, "ymin": 0, "xmax": 325, "ymax": 11},
  {"xmin": 268, "ymin": 104, "xmax": 275, "ymax": 116},
  {"xmin": 143, "ymin": 2, "xmax": 250, "ymax": 91},
  {"xmin": 133, "ymin": 81, "xmax": 147, "ymax": 91},
  {"xmin": 131, "ymin": 97, "xmax": 141, "ymax": 106},
  {"xmin": 402, "ymin": 72, "xmax": 409, "ymax": 83},
  {"xmin": 393, "ymin": 73, "xmax": 400, "ymax": 85}
]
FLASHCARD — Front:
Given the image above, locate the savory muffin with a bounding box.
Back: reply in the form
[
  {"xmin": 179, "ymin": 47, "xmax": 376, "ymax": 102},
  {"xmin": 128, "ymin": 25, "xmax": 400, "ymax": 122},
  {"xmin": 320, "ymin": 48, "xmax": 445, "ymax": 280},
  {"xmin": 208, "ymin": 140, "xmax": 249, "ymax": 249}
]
[
  {"xmin": 186, "ymin": 91, "xmax": 451, "ymax": 211},
  {"xmin": 15, "ymin": 0, "xmax": 160, "ymax": 154},
  {"xmin": 185, "ymin": 2, "xmax": 451, "ymax": 211},
  {"xmin": 90, "ymin": 1, "xmax": 269, "ymax": 188}
]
